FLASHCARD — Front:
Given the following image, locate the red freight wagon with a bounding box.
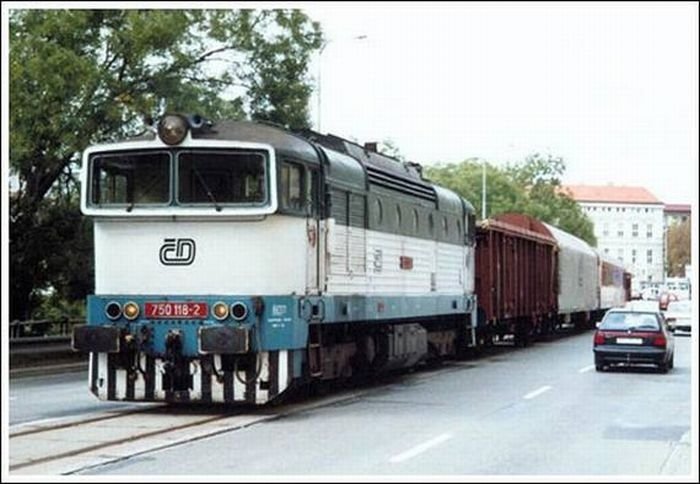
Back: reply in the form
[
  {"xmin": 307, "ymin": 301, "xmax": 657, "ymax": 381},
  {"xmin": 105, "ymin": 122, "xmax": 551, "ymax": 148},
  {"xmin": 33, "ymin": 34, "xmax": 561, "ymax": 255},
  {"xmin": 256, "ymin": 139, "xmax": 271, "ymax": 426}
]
[{"xmin": 475, "ymin": 213, "xmax": 558, "ymax": 345}]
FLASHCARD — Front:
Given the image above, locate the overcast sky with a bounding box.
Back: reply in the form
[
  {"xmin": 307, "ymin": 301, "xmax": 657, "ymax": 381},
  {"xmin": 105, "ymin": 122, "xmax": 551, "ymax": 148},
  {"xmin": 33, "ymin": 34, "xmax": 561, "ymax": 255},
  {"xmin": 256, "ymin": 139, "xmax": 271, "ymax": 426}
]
[{"xmin": 305, "ymin": 2, "xmax": 698, "ymax": 205}]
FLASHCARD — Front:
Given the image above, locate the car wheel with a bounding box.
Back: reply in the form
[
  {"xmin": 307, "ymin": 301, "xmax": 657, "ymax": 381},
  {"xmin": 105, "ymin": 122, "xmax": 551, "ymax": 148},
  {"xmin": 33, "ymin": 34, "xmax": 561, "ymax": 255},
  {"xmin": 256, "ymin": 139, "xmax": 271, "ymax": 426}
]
[
  {"xmin": 669, "ymin": 354, "xmax": 674, "ymax": 370},
  {"xmin": 595, "ymin": 364, "xmax": 605, "ymax": 372},
  {"xmin": 658, "ymin": 362, "xmax": 669, "ymax": 374}
]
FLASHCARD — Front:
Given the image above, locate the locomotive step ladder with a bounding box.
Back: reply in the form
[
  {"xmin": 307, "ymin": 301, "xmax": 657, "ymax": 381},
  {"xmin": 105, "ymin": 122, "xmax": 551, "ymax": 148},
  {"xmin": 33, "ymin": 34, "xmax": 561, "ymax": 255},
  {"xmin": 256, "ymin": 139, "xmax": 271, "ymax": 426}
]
[{"xmin": 307, "ymin": 323, "xmax": 323, "ymax": 378}]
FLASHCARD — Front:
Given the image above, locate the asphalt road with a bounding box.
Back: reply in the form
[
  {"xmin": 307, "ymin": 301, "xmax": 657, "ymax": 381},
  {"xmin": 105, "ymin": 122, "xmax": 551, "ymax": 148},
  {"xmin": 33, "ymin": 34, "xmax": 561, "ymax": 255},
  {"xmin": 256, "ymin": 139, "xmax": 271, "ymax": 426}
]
[
  {"xmin": 9, "ymin": 331, "xmax": 695, "ymax": 477},
  {"xmin": 8, "ymin": 370, "xmax": 154, "ymax": 426}
]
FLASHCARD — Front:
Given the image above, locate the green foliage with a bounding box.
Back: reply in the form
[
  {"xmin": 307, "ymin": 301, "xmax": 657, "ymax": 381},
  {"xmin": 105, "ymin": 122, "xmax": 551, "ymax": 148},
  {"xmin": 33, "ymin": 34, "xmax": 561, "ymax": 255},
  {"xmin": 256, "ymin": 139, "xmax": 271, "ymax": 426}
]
[
  {"xmin": 379, "ymin": 139, "xmax": 406, "ymax": 162},
  {"xmin": 667, "ymin": 220, "xmax": 690, "ymax": 277},
  {"xmin": 9, "ymin": 9, "xmax": 323, "ymax": 320},
  {"xmin": 424, "ymin": 158, "xmax": 529, "ymax": 219},
  {"xmin": 425, "ymin": 153, "xmax": 597, "ymax": 246}
]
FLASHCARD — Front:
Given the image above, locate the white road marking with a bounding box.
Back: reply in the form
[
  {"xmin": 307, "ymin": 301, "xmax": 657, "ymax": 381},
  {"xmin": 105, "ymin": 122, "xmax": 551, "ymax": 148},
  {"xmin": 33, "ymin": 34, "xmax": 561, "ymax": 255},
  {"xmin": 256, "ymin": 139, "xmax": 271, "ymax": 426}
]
[
  {"xmin": 10, "ymin": 416, "xmax": 66, "ymax": 429},
  {"xmin": 389, "ymin": 433, "xmax": 452, "ymax": 463},
  {"xmin": 579, "ymin": 365, "xmax": 595, "ymax": 373},
  {"xmin": 523, "ymin": 385, "xmax": 552, "ymax": 400}
]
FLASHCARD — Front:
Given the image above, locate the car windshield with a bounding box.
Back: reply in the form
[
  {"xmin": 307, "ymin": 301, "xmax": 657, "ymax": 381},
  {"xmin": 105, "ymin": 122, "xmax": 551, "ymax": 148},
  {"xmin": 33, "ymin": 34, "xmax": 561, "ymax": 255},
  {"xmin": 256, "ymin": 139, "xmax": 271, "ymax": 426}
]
[
  {"xmin": 667, "ymin": 301, "xmax": 691, "ymax": 313},
  {"xmin": 600, "ymin": 312, "xmax": 660, "ymax": 331}
]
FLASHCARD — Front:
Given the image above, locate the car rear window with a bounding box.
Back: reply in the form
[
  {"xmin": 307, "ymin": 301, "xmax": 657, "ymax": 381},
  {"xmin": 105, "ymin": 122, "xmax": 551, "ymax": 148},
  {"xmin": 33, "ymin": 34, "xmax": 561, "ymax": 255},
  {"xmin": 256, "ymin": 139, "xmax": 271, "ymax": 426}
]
[{"xmin": 600, "ymin": 312, "xmax": 660, "ymax": 331}]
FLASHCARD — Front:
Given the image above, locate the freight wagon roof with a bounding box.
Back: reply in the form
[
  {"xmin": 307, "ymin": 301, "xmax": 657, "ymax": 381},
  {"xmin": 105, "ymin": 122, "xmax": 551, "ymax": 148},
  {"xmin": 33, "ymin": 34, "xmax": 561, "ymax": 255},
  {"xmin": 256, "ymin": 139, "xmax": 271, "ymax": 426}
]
[
  {"xmin": 491, "ymin": 213, "xmax": 556, "ymax": 243},
  {"xmin": 478, "ymin": 219, "xmax": 557, "ymax": 245},
  {"xmin": 543, "ymin": 222, "xmax": 597, "ymax": 257},
  {"xmin": 597, "ymin": 251, "xmax": 627, "ymax": 270}
]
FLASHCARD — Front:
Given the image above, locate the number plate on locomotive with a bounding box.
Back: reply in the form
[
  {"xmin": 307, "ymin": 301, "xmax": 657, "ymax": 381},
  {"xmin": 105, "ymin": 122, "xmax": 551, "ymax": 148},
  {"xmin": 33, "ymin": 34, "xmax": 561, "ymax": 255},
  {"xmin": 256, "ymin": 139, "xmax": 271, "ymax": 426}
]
[{"xmin": 145, "ymin": 302, "xmax": 208, "ymax": 319}]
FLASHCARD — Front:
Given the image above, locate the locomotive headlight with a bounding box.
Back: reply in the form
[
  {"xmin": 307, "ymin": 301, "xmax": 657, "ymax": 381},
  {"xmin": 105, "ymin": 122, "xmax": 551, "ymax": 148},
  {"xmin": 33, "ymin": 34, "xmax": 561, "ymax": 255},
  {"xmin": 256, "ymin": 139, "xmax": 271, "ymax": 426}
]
[
  {"xmin": 157, "ymin": 114, "xmax": 188, "ymax": 145},
  {"xmin": 212, "ymin": 302, "xmax": 229, "ymax": 320},
  {"xmin": 105, "ymin": 301, "xmax": 122, "ymax": 320},
  {"xmin": 231, "ymin": 302, "xmax": 248, "ymax": 321},
  {"xmin": 123, "ymin": 301, "xmax": 140, "ymax": 320}
]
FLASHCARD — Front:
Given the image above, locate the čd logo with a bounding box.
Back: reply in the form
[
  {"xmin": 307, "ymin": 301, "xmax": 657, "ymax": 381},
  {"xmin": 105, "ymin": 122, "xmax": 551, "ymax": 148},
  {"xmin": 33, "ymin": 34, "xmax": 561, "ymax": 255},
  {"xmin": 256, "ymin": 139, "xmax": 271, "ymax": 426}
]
[{"xmin": 159, "ymin": 238, "xmax": 196, "ymax": 266}]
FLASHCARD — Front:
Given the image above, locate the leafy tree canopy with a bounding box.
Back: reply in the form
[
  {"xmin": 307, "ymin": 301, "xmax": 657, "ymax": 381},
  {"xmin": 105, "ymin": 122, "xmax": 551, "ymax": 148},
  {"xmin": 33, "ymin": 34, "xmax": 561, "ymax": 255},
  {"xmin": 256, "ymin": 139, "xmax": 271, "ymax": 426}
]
[
  {"xmin": 9, "ymin": 9, "xmax": 323, "ymax": 320},
  {"xmin": 425, "ymin": 153, "xmax": 596, "ymax": 246}
]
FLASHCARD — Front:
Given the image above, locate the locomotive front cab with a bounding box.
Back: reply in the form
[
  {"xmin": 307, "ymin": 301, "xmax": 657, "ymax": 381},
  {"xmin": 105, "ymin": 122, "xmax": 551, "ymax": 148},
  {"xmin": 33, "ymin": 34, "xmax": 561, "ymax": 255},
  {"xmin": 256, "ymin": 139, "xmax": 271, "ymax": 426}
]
[{"xmin": 73, "ymin": 115, "xmax": 317, "ymax": 405}]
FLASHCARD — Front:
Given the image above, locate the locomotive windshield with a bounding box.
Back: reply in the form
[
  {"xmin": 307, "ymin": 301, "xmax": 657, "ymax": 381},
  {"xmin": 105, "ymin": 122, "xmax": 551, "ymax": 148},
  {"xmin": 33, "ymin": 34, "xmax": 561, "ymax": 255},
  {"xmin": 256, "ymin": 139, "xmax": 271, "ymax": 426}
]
[
  {"xmin": 91, "ymin": 152, "xmax": 170, "ymax": 206},
  {"xmin": 88, "ymin": 149, "xmax": 269, "ymax": 209},
  {"xmin": 178, "ymin": 151, "xmax": 266, "ymax": 205}
]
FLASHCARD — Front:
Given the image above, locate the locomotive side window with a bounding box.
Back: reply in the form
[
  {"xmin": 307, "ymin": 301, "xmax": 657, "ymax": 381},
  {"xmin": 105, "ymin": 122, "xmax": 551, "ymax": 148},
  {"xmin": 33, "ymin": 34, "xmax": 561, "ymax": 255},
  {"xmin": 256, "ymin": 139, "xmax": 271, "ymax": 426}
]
[
  {"xmin": 90, "ymin": 152, "xmax": 170, "ymax": 206},
  {"xmin": 372, "ymin": 197, "xmax": 383, "ymax": 226},
  {"xmin": 177, "ymin": 151, "xmax": 267, "ymax": 205},
  {"xmin": 279, "ymin": 162, "xmax": 305, "ymax": 212},
  {"xmin": 465, "ymin": 213, "xmax": 476, "ymax": 246}
]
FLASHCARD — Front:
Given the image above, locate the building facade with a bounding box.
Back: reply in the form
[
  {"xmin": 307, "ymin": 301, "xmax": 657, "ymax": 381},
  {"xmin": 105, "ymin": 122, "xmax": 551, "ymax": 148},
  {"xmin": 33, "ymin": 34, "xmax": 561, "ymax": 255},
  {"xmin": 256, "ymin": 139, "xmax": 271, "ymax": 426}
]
[
  {"xmin": 562, "ymin": 185, "xmax": 665, "ymax": 288},
  {"xmin": 664, "ymin": 203, "xmax": 691, "ymax": 227}
]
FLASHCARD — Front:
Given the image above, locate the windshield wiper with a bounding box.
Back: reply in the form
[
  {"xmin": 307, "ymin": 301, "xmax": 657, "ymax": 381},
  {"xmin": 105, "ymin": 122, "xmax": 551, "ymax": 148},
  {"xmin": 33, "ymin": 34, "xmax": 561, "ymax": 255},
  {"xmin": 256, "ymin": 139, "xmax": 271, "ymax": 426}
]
[{"xmin": 192, "ymin": 165, "xmax": 222, "ymax": 212}]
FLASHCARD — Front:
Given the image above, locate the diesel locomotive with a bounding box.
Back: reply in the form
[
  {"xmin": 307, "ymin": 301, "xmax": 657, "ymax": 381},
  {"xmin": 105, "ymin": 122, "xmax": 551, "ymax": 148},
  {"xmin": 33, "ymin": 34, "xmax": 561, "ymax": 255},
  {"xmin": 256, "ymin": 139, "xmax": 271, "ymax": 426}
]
[{"xmin": 72, "ymin": 114, "xmax": 628, "ymax": 405}]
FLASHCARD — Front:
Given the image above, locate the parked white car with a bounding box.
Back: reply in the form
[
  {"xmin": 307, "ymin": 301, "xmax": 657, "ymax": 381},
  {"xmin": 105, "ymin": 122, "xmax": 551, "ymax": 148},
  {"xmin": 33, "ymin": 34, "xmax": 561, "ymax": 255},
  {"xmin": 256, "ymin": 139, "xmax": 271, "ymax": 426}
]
[{"xmin": 665, "ymin": 300, "xmax": 693, "ymax": 334}]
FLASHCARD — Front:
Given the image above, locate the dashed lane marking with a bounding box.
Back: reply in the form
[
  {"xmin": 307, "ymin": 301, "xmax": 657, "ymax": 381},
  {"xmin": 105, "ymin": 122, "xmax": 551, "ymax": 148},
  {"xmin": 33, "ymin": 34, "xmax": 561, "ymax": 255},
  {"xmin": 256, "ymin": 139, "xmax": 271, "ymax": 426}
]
[
  {"xmin": 389, "ymin": 433, "xmax": 452, "ymax": 463},
  {"xmin": 523, "ymin": 385, "xmax": 552, "ymax": 400}
]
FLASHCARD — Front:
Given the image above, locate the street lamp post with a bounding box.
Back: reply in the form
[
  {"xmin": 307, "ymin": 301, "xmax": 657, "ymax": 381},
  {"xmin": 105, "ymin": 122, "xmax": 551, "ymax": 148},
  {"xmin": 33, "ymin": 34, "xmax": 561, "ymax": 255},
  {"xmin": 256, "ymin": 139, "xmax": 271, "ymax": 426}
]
[{"xmin": 316, "ymin": 35, "xmax": 367, "ymax": 132}]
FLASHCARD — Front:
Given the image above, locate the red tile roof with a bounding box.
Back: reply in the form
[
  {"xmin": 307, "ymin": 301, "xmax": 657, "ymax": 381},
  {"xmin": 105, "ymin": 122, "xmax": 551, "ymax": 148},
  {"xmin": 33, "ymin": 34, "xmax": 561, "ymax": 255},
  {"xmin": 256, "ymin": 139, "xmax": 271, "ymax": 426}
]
[
  {"xmin": 664, "ymin": 204, "xmax": 691, "ymax": 213},
  {"xmin": 560, "ymin": 185, "xmax": 662, "ymax": 204}
]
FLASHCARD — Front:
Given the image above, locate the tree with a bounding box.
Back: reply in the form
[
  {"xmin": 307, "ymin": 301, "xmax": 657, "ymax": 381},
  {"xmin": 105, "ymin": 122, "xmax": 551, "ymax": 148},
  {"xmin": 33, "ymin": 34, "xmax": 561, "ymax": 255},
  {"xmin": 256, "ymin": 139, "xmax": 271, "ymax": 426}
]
[
  {"xmin": 667, "ymin": 220, "xmax": 691, "ymax": 277},
  {"xmin": 378, "ymin": 139, "xmax": 406, "ymax": 162},
  {"xmin": 507, "ymin": 153, "xmax": 596, "ymax": 246},
  {"xmin": 9, "ymin": 9, "xmax": 323, "ymax": 320},
  {"xmin": 424, "ymin": 159, "xmax": 529, "ymax": 219},
  {"xmin": 425, "ymin": 153, "xmax": 596, "ymax": 246}
]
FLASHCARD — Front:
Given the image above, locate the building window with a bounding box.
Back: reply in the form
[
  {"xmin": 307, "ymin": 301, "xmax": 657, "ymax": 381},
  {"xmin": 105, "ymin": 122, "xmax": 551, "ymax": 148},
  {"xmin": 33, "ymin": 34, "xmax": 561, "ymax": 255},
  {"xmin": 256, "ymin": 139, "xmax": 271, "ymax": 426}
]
[
  {"xmin": 622, "ymin": 208, "xmax": 626, "ymax": 212},
  {"xmin": 617, "ymin": 223, "xmax": 624, "ymax": 238},
  {"xmin": 647, "ymin": 249, "xmax": 653, "ymax": 264},
  {"xmin": 604, "ymin": 248, "xmax": 609, "ymax": 255},
  {"xmin": 632, "ymin": 224, "xmax": 638, "ymax": 237},
  {"xmin": 632, "ymin": 249, "xmax": 636, "ymax": 264},
  {"xmin": 603, "ymin": 224, "xmax": 609, "ymax": 237},
  {"xmin": 617, "ymin": 248, "xmax": 624, "ymax": 262},
  {"xmin": 646, "ymin": 224, "xmax": 652, "ymax": 238}
]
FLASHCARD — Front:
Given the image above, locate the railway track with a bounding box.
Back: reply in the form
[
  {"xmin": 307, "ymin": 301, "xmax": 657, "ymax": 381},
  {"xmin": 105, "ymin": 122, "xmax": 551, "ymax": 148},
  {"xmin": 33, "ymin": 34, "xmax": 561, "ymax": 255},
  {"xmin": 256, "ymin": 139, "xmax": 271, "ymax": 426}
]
[{"xmin": 8, "ymin": 390, "xmax": 364, "ymax": 475}]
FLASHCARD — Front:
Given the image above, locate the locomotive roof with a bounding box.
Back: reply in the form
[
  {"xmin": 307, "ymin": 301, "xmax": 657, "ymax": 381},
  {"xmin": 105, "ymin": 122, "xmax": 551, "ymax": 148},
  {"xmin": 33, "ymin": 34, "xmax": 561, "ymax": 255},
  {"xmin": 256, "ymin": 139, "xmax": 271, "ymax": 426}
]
[
  {"xmin": 127, "ymin": 117, "xmax": 471, "ymax": 213},
  {"xmin": 299, "ymin": 130, "xmax": 432, "ymax": 190},
  {"xmin": 193, "ymin": 120, "xmax": 320, "ymax": 164},
  {"xmin": 127, "ymin": 119, "xmax": 321, "ymax": 164}
]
